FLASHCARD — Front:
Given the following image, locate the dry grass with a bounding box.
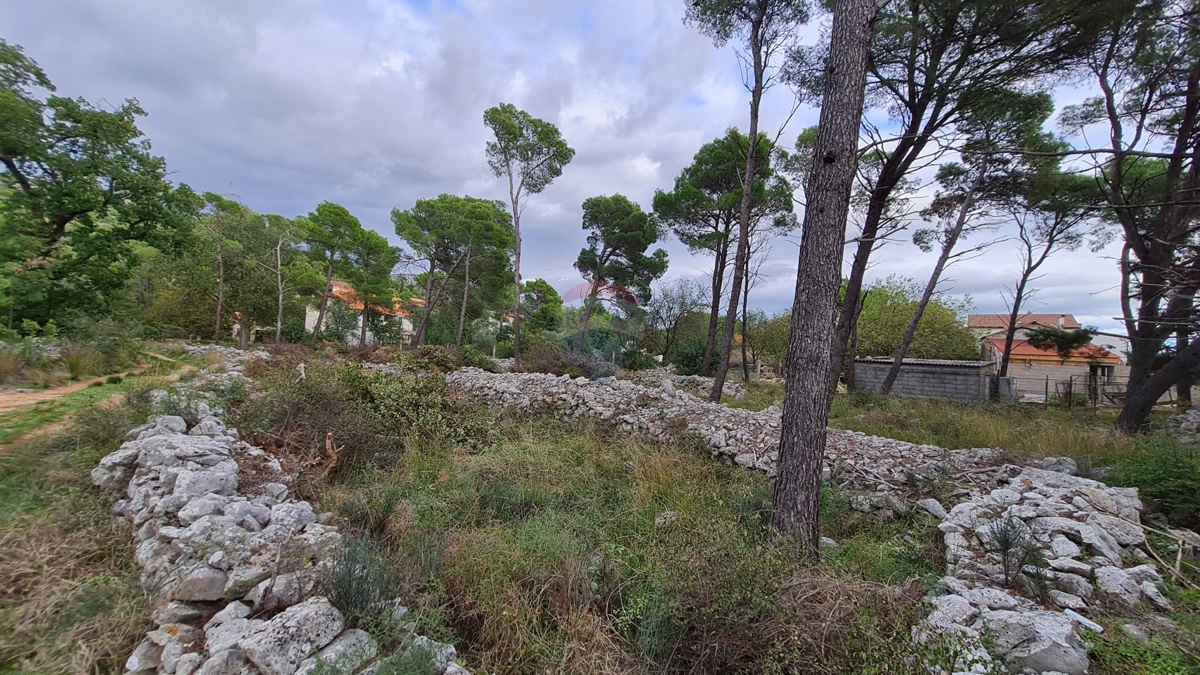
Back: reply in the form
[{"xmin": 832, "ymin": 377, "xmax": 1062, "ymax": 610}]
[{"xmin": 0, "ymin": 395, "xmax": 154, "ymax": 673}]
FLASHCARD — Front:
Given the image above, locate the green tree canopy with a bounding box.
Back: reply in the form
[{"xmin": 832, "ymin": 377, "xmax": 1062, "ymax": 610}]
[
  {"xmin": 0, "ymin": 39, "xmax": 199, "ymax": 325},
  {"xmin": 853, "ymin": 277, "xmax": 979, "ymax": 361},
  {"xmin": 574, "ymin": 194, "xmax": 668, "ymax": 350},
  {"xmin": 521, "ymin": 278, "xmax": 563, "ymax": 333},
  {"xmin": 303, "ymin": 201, "xmax": 364, "ymax": 343}
]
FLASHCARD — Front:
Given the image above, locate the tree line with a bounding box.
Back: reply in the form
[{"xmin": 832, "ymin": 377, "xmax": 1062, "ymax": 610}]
[{"xmin": 3, "ymin": 0, "xmax": 1196, "ymax": 550}]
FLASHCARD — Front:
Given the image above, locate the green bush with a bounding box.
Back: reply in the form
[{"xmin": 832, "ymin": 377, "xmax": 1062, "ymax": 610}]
[
  {"xmin": 63, "ymin": 344, "xmax": 105, "ymax": 380},
  {"xmin": 671, "ymin": 338, "xmax": 706, "ymax": 376},
  {"xmin": 494, "ymin": 341, "xmax": 514, "ymax": 359},
  {"xmin": 620, "ymin": 350, "xmax": 658, "ymax": 371},
  {"xmin": 1107, "ymin": 437, "xmax": 1200, "ymax": 528},
  {"xmin": 281, "ymin": 317, "xmax": 309, "ymax": 343},
  {"xmin": 340, "ymin": 481, "xmax": 405, "ymax": 540},
  {"xmin": 321, "ymin": 538, "xmax": 402, "ymax": 641}
]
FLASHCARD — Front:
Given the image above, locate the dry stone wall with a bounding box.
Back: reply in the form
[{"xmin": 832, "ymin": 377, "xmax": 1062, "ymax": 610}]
[
  {"xmin": 446, "ymin": 368, "xmax": 1198, "ymax": 675},
  {"xmin": 97, "ymin": 349, "xmax": 468, "ymax": 675}
]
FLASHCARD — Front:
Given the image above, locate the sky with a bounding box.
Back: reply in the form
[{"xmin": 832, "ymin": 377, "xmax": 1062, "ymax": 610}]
[{"xmin": 1, "ymin": 0, "xmax": 1126, "ymax": 334}]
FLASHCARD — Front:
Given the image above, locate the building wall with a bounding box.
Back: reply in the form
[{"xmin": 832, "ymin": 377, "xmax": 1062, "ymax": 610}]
[{"xmin": 854, "ymin": 360, "xmax": 995, "ymax": 403}]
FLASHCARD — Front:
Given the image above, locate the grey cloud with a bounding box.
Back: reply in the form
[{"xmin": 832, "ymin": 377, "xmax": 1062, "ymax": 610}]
[{"xmin": 2, "ymin": 0, "xmax": 1124, "ymax": 336}]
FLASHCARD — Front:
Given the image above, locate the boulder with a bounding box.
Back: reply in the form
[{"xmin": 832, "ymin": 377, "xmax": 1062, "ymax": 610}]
[
  {"xmin": 173, "ymin": 565, "xmax": 229, "ymax": 602},
  {"xmin": 980, "ymin": 610, "xmax": 1089, "ymax": 675},
  {"xmin": 1087, "ymin": 512, "xmax": 1145, "ymax": 547},
  {"xmin": 295, "ymin": 629, "xmax": 377, "ymax": 675},
  {"xmin": 1042, "ymin": 457, "xmax": 1078, "ymax": 476},
  {"xmin": 240, "ymin": 597, "xmax": 345, "ymax": 675},
  {"xmin": 1094, "ymin": 566, "xmax": 1142, "ymax": 606},
  {"xmin": 916, "ymin": 498, "xmax": 948, "ymax": 520}
]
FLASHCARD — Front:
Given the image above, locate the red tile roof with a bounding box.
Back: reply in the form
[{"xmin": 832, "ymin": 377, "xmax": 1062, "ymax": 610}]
[
  {"xmin": 984, "ymin": 337, "xmax": 1120, "ymax": 364},
  {"xmin": 329, "ymin": 281, "xmax": 421, "ymax": 316},
  {"xmin": 968, "ymin": 313, "xmax": 1080, "ymax": 329}
]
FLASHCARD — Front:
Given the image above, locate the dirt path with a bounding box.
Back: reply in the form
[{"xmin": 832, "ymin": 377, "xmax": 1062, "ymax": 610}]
[
  {"xmin": 0, "ymin": 352, "xmax": 191, "ymax": 416},
  {"xmin": 0, "ymin": 353, "xmax": 198, "ymax": 450}
]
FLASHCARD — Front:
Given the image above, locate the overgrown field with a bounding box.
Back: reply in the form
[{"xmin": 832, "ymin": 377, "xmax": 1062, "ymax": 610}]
[{"xmin": 2, "ymin": 353, "xmax": 1199, "ymax": 673}]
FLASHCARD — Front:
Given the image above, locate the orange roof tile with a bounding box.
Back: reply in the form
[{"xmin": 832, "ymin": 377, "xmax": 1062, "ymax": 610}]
[
  {"xmin": 984, "ymin": 336, "xmax": 1120, "ymax": 364},
  {"xmin": 329, "ymin": 281, "xmax": 420, "ymax": 316},
  {"xmin": 968, "ymin": 313, "xmax": 1080, "ymax": 329}
]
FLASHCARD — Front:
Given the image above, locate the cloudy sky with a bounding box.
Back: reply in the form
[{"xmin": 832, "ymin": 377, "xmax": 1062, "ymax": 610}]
[{"xmin": 2, "ymin": 0, "xmax": 1125, "ymax": 332}]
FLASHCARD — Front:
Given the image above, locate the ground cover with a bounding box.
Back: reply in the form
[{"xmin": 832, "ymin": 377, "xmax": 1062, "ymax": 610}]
[
  {"xmin": 1, "ymin": 349, "xmax": 1198, "ymax": 673},
  {"xmin": 0, "ymin": 384, "xmax": 161, "ymax": 673}
]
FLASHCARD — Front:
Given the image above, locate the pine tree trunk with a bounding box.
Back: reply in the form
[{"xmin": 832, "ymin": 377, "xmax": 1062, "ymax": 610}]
[
  {"xmin": 310, "ymin": 254, "xmax": 334, "ymax": 344},
  {"xmin": 711, "ymin": 6, "xmax": 767, "ymax": 403},
  {"xmin": 702, "ymin": 236, "xmax": 729, "ymax": 376},
  {"xmin": 741, "ymin": 262, "xmax": 751, "ymax": 383},
  {"xmin": 510, "ymin": 193, "xmax": 523, "ymax": 361},
  {"xmin": 457, "ymin": 250, "xmax": 472, "ymax": 349},
  {"xmin": 880, "ymin": 159, "xmax": 986, "ymax": 394},
  {"xmin": 275, "ymin": 237, "xmax": 284, "ymax": 346},
  {"xmin": 1119, "ymin": 334, "xmax": 1200, "ymax": 431},
  {"xmin": 773, "ymin": 0, "xmax": 877, "ymax": 557},
  {"xmin": 360, "ymin": 307, "xmax": 369, "ymax": 346},
  {"xmin": 213, "ymin": 243, "xmax": 224, "ymax": 343}
]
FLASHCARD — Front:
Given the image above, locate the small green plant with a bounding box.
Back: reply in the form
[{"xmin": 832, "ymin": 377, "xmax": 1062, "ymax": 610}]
[
  {"xmin": 340, "ymin": 482, "xmax": 405, "ymax": 540},
  {"xmin": 321, "ymin": 538, "xmax": 403, "ymax": 641},
  {"xmin": 105, "ymin": 375, "xmax": 123, "ymax": 385},
  {"xmin": 621, "ymin": 350, "xmax": 658, "ymax": 371},
  {"xmin": 20, "ymin": 319, "xmax": 40, "ymax": 337},
  {"xmin": 980, "ymin": 516, "xmax": 1047, "ymax": 589},
  {"xmin": 373, "ymin": 640, "xmax": 437, "ymax": 675}
]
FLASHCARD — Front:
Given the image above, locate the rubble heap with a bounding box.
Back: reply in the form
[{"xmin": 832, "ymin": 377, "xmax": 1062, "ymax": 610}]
[
  {"xmin": 95, "ymin": 355, "xmax": 467, "ymax": 675},
  {"xmin": 626, "ymin": 368, "xmax": 748, "ymax": 400},
  {"xmin": 446, "ymin": 368, "xmax": 1000, "ymax": 479}
]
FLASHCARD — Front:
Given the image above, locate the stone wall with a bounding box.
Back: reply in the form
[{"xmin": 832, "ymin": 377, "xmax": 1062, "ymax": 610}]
[
  {"xmin": 97, "ymin": 349, "xmax": 468, "ymax": 675},
  {"xmin": 853, "ymin": 358, "xmax": 994, "ymax": 402}
]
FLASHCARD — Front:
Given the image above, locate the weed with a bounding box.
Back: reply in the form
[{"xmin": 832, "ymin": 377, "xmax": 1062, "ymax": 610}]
[
  {"xmin": 374, "ymin": 639, "xmax": 437, "ymax": 675},
  {"xmin": 339, "ymin": 480, "xmax": 405, "ymax": 540},
  {"xmin": 321, "ymin": 538, "xmax": 404, "ymax": 645},
  {"xmin": 63, "ymin": 343, "xmax": 106, "ymax": 380},
  {"xmin": 1106, "ymin": 436, "xmax": 1200, "ymax": 529}
]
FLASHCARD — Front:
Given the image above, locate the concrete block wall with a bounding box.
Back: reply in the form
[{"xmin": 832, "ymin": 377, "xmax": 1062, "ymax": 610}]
[{"xmin": 854, "ymin": 360, "xmax": 994, "ymax": 403}]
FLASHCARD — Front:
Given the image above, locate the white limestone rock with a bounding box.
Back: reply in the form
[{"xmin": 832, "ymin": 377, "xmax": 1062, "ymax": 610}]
[
  {"xmin": 1094, "ymin": 566, "xmax": 1142, "ymax": 606},
  {"xmin": 980, "ymin": 610, "xmax": 1089, "ymax": 675},
  {"xmin": 240, "ymin": 597, "xmax": 345, "ymax": 675},
  {"xmin": 295, "ymin": 629, "xmax": 377, "ymax": 675}
]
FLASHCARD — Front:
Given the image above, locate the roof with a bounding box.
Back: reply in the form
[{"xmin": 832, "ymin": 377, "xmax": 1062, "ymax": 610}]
[
  {"xmin": 855, "ymin": 357, "xmax": 994, "ymax": 367},
  {"xmin": 983, "ymin": 336, "xmax": 1120, "ymax": 364},
  {"xmin": 967, "ymin": 313, "xmax": 1080, "ymax": 330},
  {"xmin": 329, "ymin": 281, "xmax": 421, "ymax": 316}
]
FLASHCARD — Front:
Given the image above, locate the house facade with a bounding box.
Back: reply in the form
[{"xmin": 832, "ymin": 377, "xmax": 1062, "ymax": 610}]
[
  {"xmin": 969, "ymin": 313, "xmax": 1127, "ymax": 402},
  {"xmin": 304, "ymin": 281, "xmax": 418, "ymax": 346}
]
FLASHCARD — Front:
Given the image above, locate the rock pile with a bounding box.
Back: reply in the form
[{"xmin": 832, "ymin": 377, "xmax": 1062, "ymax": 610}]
[
  {"xmin": 446, "ymin": 368, "xmax": 999, "ymax": 480},
  {"xmin": 913, "ymin": 462, "xmax": 1187, "ymax": 674},
  {"xmin": 96, "ymin": 357, "xmax": 468, "ymax": 675},
  {"xmin": 626, "ymin": 368, "xmax": 748, "ymax": 400},
  {"xmin": 1166, "ymin": 408, "xmax": 1200, "ymax": 444},
  {"xmin": 444, "ymin": 368, "xmax": 1196, "ymax": 675}
]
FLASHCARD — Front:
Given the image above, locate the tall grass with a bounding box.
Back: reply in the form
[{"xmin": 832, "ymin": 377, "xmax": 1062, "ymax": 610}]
[
  {"xmin": 63, "ymin": 344, "xmax": 106, "ymax": 380},
  {"xmin": 0, "ymin": 389, "xmax": 155, "ymax": 672}
]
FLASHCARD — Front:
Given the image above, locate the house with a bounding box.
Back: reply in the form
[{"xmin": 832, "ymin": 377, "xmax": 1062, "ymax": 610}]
[
  {"xmin": 969, "ymin": 313, "xmax": 1127, "ymax": 401},
  {"xmin": 304, "ymin": 281, "xmax": 419, "ymax": 346},
  {"xmin": 967, "ymin": 313, "xmax": 1079, "ymax": 339}
]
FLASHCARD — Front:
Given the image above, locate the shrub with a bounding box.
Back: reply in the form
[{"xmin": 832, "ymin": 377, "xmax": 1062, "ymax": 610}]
[
  {"xmin": 321, "ymin": 538, "xmax": 402, "ymax": 640},
  {"xmin": 1107, "ymin": 437, "xmax": 1200, "ymax": 529},
  {"xmin": 281, "ymin": 317, "xmax": 309, "ymax": 344},
  {"xmin": 671, "ymin": 338, "xmax": 706, "ymax": 376},
  {"xmin": 63, "ymin": 344, "xmax": 106, "ymax": 380},
  {"xmin": 494, "ymin": 341, "xmax": 514, "ymax": 359},
  {"xmin": 340, "ymin": 481, "xmax": 405, "ymax": 540},
  {"xmin": 0, "ymin": 349, "xmax": 18, "ymax": 383},
  {"xmin": 620, "ymin": 350, "xmax": 657, "ymax": 372},
  {"xmin": 106, "ymin": 375, "xmax": 124, "ymax": 385}
]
